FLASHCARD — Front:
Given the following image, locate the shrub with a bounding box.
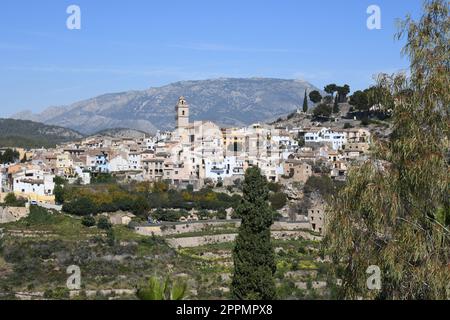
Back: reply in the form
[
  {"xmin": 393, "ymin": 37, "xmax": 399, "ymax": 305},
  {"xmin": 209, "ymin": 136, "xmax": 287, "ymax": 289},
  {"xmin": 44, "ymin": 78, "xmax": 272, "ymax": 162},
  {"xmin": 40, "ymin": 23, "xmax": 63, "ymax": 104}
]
[
  {"xmin": 97, "ymin": 216, "xmax": 112, "ymax": 230},
  {"xmin": 24, "ymin": 206, "xmax": 57, "ymax": 225},
  {"xmin": 267, "ymin": 182, "xmax": 282, "ymax": 193},
  {"xmin": 53, "ymin": 176, "xmax": 66, "ymax": 185},
  {"xmin": 81, "ymin": 216, "xmax": 96, "ymax": 227},
  {"xmin": 44, "ymin": 287, "xmax": 70, "ymax": 300},
  {"xmin": 91, "ymin": 173, "xmax": 116, "ymax": 184},
  {"xmin": 54, "ymin": 184, "xmax": 64, "ymax": 204},
  {"xmin": 304, "ymin": 175, "xmax": 343, "ymax": 199},
  {"xmin": 62, "ymin": 197, "xmax": 97, "ymax": 216},
  {"xmin": 313, "ymin": 104, "xmax": 332, "ymax": 119},
  {"xmin": 216, "ymin": 209, "xmax": 227, "ymax": 220},
  {"xmin": 3, "ymin": 193, "xmax": 26, "ymax": 207},
  {"xmin": 269, "ymin": 192, "xmax": 288, "ymax": 210},
  {"xmin": 106, "ymin": 229, "xmax": 116, "ymax": 246},
  {"xmin": 360, "ymin": 117, "xmax": 370, "ymax": 126},
  {"xmin": 343, "ymin": 123, "xmax": 353, "ymax": 129}
]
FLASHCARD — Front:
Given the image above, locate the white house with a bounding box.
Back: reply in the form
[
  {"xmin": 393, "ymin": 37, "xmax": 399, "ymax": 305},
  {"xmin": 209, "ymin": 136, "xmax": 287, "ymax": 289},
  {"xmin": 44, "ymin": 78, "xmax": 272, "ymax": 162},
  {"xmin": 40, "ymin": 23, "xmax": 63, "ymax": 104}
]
[
  {"xmin": 12, "ymin": 169, "xmax": 55, "ymax": 203},
  {"xmin": 128, "ymin": 153, "xmax": 142, "ymax": 170},
  {"xmin": 109, "ymin": 154, "xmax": 129, "ymax": 172},
  {"xmin": 204, "ymin": 156, "xmax": 245, "ymax": 182},
  {"xmin": 304, "ymin": 128, "xmax": 347, "ymax": 150}
]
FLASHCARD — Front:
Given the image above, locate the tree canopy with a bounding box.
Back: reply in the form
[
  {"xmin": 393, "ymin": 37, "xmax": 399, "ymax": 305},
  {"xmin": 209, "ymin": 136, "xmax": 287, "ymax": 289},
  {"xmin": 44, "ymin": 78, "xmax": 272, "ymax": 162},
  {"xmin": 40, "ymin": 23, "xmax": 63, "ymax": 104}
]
[
  {"xmin": 0, "ymin": 149, "xmax": 19, "ymax": 164},
  {"xmin": 309, "ymin": 90, "xmax": 322, "ymax": 104},
  {"xmin": 313, "ymin": 103, "xmax": 332, "ymax": 119},
  {"xmin": 324, "ymin": 0, "xmax": 450, "ymax": 300}
]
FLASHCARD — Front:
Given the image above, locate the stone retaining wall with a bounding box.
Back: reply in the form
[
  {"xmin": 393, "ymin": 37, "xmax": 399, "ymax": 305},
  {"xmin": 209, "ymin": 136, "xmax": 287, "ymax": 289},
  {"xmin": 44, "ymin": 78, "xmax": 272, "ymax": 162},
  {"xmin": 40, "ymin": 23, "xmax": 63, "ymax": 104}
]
[
  {"xmin": 0, "ymin": 206, "xmax": 29, "ymax": 224},
  {"xmin": 135, "ymin": 220, "xmax": 240, "ymax": 237}
]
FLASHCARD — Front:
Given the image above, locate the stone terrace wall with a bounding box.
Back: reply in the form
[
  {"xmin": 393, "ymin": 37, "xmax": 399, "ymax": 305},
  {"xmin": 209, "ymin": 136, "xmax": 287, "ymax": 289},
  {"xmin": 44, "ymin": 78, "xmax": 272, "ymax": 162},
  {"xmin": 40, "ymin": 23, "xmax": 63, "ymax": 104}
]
[{"xmin": 135, "ymin": 220, "xmax": 240, "ymax": 237}]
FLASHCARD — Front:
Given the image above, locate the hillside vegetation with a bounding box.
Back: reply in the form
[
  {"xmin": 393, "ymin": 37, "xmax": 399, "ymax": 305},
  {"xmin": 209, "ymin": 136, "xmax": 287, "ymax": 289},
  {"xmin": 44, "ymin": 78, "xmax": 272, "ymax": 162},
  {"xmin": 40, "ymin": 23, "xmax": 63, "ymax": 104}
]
[{"xmin": 0, "ymin": 118, "xmax": 83, "ymax": 148}]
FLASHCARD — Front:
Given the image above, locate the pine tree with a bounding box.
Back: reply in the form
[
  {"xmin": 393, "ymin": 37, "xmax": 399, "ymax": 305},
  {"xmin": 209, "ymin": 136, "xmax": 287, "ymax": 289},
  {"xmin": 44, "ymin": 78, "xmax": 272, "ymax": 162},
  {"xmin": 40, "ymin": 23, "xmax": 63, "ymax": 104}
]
[
  {"xmin": 324, "ymin": 0, "xmax": 450, "ymax": 300},
  {"xmin": 231, "ymin": 167, "xmax": 276, "ymax": 300},
  {"xmin": 302, "ymin": 89, "xmax": 308, "ymax": 113}
]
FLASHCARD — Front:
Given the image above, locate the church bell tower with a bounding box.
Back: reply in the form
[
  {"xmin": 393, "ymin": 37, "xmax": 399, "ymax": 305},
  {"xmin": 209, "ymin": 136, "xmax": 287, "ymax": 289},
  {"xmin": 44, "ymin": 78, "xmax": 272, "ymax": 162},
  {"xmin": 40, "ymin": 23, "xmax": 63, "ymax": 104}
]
[{"xmin": 175, "ymin": 96, "xmax": 189, "ymax": 130}]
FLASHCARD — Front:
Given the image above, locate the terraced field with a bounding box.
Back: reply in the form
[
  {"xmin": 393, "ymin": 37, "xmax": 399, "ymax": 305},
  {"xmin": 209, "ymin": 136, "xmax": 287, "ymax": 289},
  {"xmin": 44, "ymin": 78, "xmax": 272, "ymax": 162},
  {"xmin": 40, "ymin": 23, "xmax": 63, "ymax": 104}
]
[{"xmin": 0, "ymin": 207, "xmax": 337, "ymax": 300}]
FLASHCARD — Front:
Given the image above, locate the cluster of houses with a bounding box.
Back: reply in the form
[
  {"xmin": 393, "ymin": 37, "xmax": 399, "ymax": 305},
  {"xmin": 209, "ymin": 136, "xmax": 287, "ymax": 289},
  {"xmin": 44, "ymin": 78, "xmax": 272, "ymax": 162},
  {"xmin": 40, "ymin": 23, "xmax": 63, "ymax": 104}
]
[{"xmin": 0, "ymin": 97, "xmax": 371, "ymax": 208}]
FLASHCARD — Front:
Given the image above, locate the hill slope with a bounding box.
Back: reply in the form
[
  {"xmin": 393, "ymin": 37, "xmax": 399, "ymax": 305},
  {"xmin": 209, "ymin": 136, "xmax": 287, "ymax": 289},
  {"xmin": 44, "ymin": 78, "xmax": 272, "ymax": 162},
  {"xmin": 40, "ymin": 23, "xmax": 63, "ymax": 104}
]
[
  {"xmin": 0, "ymin": 118, "xmax": 83, "ymax": 148},
  {"xmin": 12, "ymin": 78, "xmax": 319, "ymax": 134}
]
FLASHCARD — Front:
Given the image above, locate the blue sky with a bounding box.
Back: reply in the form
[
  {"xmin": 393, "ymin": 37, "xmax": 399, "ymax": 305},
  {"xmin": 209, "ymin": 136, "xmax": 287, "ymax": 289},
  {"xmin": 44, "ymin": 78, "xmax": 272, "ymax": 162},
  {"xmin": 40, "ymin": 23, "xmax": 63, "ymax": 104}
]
[{"xmin": 0, "ymin": 0, "xmax": 423, "ymax": 117}]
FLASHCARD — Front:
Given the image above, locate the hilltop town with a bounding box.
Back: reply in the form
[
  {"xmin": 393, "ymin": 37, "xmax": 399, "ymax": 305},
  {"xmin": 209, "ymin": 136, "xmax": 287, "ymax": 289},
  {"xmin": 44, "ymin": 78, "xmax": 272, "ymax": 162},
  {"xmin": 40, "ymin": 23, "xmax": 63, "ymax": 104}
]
[
  {"xmin": 1, "ymin": 0, "xmax": 448, "ymax": 303},
  {"xmin": 1, "ymin": 96, "xmax": 372, "ymax": 231},
  {"xmin": 0, "ymin": 93, "xmax": 377, "ymax": 299}
]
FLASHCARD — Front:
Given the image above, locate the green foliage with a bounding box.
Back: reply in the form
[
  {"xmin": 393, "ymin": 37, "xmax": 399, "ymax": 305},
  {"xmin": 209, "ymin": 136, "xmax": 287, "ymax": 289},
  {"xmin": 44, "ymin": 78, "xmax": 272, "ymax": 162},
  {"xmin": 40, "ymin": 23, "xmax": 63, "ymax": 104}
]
[
  {"xmin": 343, "ymin": 123, "xmax": 353, "ymax": 129},
  {"xmin": 349, "ymin": 90, "xmax": 369, "ymax": 112},
  {"xmin": 137, "ymin": 276, "xmax": 187, "ymax": 300},
  {"xmin": 325, "ymin": 0, "xmax": 450, "ymax": 300},
  {"xmin": 97, "ymin": 216, "xmax": 112, "ymax": 230},
  {"xmin": 106, "ymin": 229, "xmax": 116, "ymax": 246},
  {"xmin": 309, "ymin": 90, "xmax": 322, "ymax": 104},
  {"xmin": 269, "ymin": 192, "xmax": 287, "ymax": 210},
  {"xmin": 153, "ymin": 181, "xmax": 169, "ymax": 193},
  {"xmin": 81, "ymin": 216, "xmax": 96, "ymax": 227},
  {"xmin": 151, "ymin": 209, "xmax": 188, "ymax": 222},
  {"xmin": 304, "ymin": 176, "xmax": 342, "ymax": 199},
  {"xmin": 302, "ymin": 89, "xmax": 308, "ymax": 113},
  {"xmin": 53, "ymin": 176, "xmax": 66, "ymax": 186},
  {"xmin": 267, "ymin": 182, "xmax": 281, "ymax": 193},
  {"xmin": 3, "ymin": 193, "xmax": 26, "ymax": 207},
  {"xmin": 44, "ymin": 287, "xmax": 70, "ymax": 300},
  {"xmin": 91, "ymin": 173, "xmax": 116, "ymax": 184},
  {"xmin": 62, "ymin": 182, "xmax": 241, "ymax": 220},
  {"xmin": 62, "ymin": 197, "xmax": 97, "ymax": 216},
  {"xmin": 0, "ymin": 149, "xmax": 19, "ymax": 164},
  {"xmin": 336, "ymin": 84, "xmax": 351, "ymax": 102},
  {"xmin": 360, "ymin": 117, "xmax": 370, "ymax": 126},
  {"xmin": 54, "ymin": 185, "xmax": 64, "ymax": 205},
  {"xmin": 313, "ymin": 104, "xmax": 332, "ymax": 119},
  {"xmin": 24, "ymin": 206, "xmax": 58, "ymax": 225},
  {"xmin": 231, "ymin": 167, "xmax": 276, "ymax": 300},
  {"xmin": 324, "ymin": 84, "xmax": 337, "ymax": 97},
  {"xmin": 0, "ymin": 119, "xmax": 82, "ymax": 148}
]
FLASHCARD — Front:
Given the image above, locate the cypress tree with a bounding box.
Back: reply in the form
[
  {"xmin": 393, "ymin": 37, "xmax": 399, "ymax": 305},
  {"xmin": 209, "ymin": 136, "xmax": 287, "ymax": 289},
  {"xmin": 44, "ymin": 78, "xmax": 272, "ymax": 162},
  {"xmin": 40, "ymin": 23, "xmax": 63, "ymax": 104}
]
[
  {"xmin": 302, "ymin": 89, "xmax": 308, "ymax": 113},
  {"xmin": 231, "ymin": 167, "xmax": 276, "ymax": 300}
]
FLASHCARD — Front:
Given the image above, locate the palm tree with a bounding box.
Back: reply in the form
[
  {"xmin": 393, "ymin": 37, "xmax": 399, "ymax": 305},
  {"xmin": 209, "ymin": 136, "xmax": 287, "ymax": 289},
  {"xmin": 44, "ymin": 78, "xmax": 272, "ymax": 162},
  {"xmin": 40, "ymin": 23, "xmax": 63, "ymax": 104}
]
[{"xmin": 137, "ymin": 276, "xmax": 187, "ymax": 300}]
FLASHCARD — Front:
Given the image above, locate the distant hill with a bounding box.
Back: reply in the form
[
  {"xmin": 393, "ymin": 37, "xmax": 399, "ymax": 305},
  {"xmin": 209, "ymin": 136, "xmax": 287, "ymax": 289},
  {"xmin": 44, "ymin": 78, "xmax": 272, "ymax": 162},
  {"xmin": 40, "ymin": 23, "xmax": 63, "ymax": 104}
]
[
  {"xmin": 11, "ymin": 78, "xmax": 320, "ymax": 134},
  {"xmin": 0, "ymin": 118, "xmax": 84, "ymax": 148},
  {"xmin": 90, "ymin": 128, "xmax": 149, "ymax": 139}
]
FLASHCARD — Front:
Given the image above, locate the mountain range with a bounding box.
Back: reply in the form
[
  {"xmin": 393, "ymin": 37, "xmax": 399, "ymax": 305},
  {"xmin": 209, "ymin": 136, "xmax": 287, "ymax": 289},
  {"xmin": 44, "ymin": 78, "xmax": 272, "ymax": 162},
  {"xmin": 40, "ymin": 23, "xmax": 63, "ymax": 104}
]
[{"xmin": 11, "ymin": 78, "xmax": 319, "ymax": 134}]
